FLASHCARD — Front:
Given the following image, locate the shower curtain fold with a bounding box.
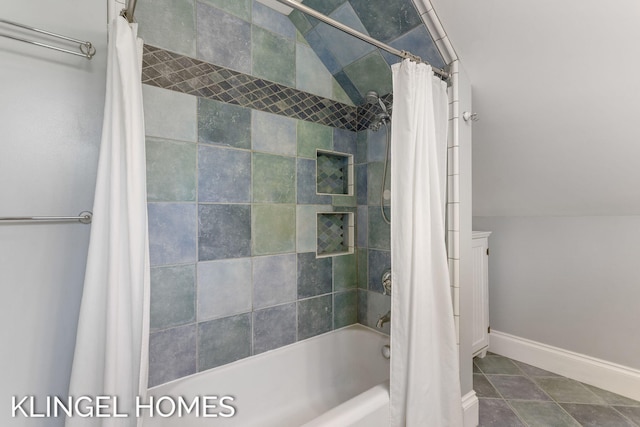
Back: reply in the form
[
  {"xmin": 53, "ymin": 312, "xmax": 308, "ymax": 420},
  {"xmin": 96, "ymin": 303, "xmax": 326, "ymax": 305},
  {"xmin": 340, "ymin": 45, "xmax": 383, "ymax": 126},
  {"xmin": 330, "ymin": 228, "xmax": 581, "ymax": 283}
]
[
  {"xmin": 67, "ymin": 17, "xmax": 149, "ymax": 427},
  {"xmin": 389, "ymin": 59, "xmax": 463, "ymax": 426}
]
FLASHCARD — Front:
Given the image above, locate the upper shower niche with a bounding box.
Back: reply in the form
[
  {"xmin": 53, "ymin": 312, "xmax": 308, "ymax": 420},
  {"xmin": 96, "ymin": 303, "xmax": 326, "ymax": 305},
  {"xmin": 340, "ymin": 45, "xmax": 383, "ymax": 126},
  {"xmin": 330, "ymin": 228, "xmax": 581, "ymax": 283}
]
[
  {"xmin": 316, "ymin": 150, "xmax": 353, "ymax": 196},
  {"xmin": 287, "ymin": 0, "xmax": 446, "ymax": 104}
]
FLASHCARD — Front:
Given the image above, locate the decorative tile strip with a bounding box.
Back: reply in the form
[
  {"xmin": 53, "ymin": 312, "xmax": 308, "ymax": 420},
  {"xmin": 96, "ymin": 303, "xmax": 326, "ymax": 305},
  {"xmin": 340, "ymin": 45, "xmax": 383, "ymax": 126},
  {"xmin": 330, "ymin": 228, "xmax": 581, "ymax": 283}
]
[{"xmin": 142, "ymin": 45, "xmax": 364, "ymax": 131}]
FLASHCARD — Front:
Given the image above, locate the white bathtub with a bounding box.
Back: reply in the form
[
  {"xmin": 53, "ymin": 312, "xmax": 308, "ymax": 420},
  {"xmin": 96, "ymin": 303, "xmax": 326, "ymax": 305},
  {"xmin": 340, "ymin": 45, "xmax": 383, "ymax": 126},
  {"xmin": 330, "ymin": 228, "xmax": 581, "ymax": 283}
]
[{"xmin": 143, "ymin": 324, "xmax": 390, "ymax": 427}]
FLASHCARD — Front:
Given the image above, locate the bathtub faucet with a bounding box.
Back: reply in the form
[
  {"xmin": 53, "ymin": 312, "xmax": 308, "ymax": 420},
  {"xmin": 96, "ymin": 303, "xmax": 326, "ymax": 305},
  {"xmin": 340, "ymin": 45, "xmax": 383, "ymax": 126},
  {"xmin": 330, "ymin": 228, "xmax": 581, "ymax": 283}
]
[{"xmin": 376, "ymin": 310, "xmax": 391, "ymax": 329}]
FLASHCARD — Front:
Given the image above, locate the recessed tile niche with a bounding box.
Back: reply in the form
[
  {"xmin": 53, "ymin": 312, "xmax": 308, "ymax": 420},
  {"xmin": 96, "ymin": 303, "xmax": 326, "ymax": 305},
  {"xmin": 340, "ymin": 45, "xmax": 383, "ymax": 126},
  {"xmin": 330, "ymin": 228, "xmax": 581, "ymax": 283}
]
[
  {"xmin": 316, "ymin": 150, "xmax": 353, "ymax": 196},
  {"xmin": 317, "ymin": 212, "xmax": 354, "ymax": 257}
]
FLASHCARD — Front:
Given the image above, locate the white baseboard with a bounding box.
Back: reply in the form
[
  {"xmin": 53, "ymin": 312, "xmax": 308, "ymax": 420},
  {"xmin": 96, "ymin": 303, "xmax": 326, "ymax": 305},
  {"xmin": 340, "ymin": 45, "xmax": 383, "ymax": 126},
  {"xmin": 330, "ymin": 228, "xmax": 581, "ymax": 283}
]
[
  {"xmin": 462, "ymin": 390, "xmax": 479, "ymax": 427},
  {"xmin": 490, "ymin": 330, "xmax": 640, "ymax": 402}
]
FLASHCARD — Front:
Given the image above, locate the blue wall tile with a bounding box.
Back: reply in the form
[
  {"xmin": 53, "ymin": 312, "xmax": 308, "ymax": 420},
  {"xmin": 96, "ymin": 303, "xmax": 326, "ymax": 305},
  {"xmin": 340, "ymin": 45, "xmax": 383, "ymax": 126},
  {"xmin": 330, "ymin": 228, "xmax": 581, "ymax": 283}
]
[
  {"xmin": 368, "ymin": 249, "xmax": 390, "ymax": 293},
  {"xmin": 304, "ymin": 28, "xmax": 342, "ymax": 75},
  {"xmin": 196, "ymin": 2, "xmax": 251, "ymax": 74},
  {"xmin": 356, "ymin": 205, "xmax": 368, "ymax": 247},
  {"xmin": 348, "ymin": 0, "xmax": 422, "ymax": 43},
  {"xmin": 332, "ymin": 71, "xmax": 363, "ymax": 104},
  {"xmin": 303, "ymin": 0, "xmax": 346, "ymax": 15},
  {"xmin": 198, "ymin": 313, "xmax": 251, "ymax": 371},
  {"xmin": 198, "ymin": 98, "xmax": 251, "ymax": 149},
  {"xmin": 253, "ymin": 254, "xmax": 297, "ymax": 309},
  {"xmin": 367, "ymin": 128, "xmax": 388, "ymax": 162},
  {"xmin": 149, "ymin": 324, "xmax": 196, "ymax": 387},
  {"xmin": 297, "ymin": 252, "xmax": 332, "ymax": 298},
  {"xmin": 198, "ymin": 145, "xmax": 251, "ymax": 203},
  {"xmin": 315, "ymin": 23, "xmax": 373, "ymax": 69},
  {"xmin": 356, "ymin": 131, "xmax": 367, "ymax": 164},
  {"xmin": 198, "ymin": 258, "xmax": 252, "ymax": 320},
  {"xmin": 253, "ymin": 303, "xmax": 296, "ymax": 354},
  {"xmin": 198, "ymin": 204, "xmax": 251, "ymax": 261},
  {"xmin": 253, "ymin": 1, "xmax": 297, "ymax": 40},
  {"xmin": 358, "ymin": 289, "xmax": 391, "ymax": 333},
  {"xmin": 333, "ymin": 128, "xmax": 357, "ymax": 156},
  {"xmin": 297, "ymin": 158, "xmax": 332, "ymax": 204},
  {"xmin": 148, "ymin": 203, "xmax": 197, "ymax": 266},
  {"xmin": 356, "ymin": 164, "xmax": 368, "ymax": 205},
  {"xmin": 298, "ymin": 295, "xmax": 333, "ymax": 340},
  {"xmin": 381, "ymin": 25, "xmax": 446, "ymax": 70},
  {"xmin": 252, "ymin": 110, "xmax": 296, "ymax": 156}
]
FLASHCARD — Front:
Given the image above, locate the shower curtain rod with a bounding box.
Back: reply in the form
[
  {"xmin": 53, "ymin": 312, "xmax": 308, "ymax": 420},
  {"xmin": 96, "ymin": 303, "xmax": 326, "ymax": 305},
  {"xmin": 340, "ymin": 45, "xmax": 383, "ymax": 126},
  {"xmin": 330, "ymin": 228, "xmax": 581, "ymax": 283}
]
[
  {"xmin": 121, "ymin": 0, "xmax": 138, "ymax": 24},
  {"xmin": 272, "ymin": 0, "xmax": 450, "ymax": 80}
]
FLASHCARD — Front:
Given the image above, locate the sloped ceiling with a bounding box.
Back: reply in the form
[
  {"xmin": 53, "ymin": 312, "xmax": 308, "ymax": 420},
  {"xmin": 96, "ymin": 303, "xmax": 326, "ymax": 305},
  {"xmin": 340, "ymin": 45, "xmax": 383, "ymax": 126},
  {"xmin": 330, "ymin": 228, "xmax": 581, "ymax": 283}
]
[
  {"xmin": 287, "ymin": 0, "xmax": 445, "ymax": 103},
  {"xmin": 431, "ymin": 0, "xmax": 640, "ymax": 216}
]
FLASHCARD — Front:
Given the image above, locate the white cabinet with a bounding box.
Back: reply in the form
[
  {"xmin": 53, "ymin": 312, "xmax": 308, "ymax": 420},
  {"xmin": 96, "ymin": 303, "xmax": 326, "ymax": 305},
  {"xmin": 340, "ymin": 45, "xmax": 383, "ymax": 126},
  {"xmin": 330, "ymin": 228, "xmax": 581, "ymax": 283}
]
[{"xmin": 472, "ymin": 231, "xmax": 491, "ymax": 358}]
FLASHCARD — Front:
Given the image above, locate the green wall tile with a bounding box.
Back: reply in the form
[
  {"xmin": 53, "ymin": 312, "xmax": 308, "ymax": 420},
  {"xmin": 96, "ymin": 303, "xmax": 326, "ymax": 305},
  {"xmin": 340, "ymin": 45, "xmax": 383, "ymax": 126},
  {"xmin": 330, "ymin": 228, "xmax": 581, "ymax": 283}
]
[
  {"xmin": 288, "ymin": 9, "xmax": 313, "ymax": 35},
  {"xmin": 252, "ymin": 26, "xmax": 295, "ymax": 87},
  {"xmin": 334, "ymin": 290, "xmax": 357, "ymax": 328},
  {"xmin": 357, "ymin": 248, "xmax": 368, "ymax": 289},
  {"xmin": 253, "ymin": 204, "xmax": 296, "ymax": 255},
  {"xmin": 137, "ymin": 0, "xmax": 196, "ymax": 57},
  {"xmin": 367, "ymin": 161, "xmax": 384, "ymax": 205},
  {"xmin": 143, "ymin": 85, "xmax": 197, "ymax": 142},
  {"xmin": 296, "ymin": 44, "xmax": 333, "ymax": 99},
  {"xmin": 199, "ymin": 0, "xmax": 251, "ymax": 21},
  {"xmin": 368, "ymin": 206, "xmax": 390, "ymax": 250},
  {"xmin": 297, "ymin": 120, "xmax": 333, "ymax": 158},
  {"xmin": 333, "ymin": 78, "xmax": 354, "ymax": 105},
  {"xmin": 343, "ymin": 51, "xmax": 392, "ymax": 97},
  {"xmin": 296, "ymin": 204, "xmax": 333, "ymax": 253},
  {"xmin": 333, "ymin": 253, "xmax": 357, "ymax": 291},
  {"xmin": 253, "ymin": 153, "xmax": 296, "ymax": 203},
  {"xmin": 150, "ymin": 265, "xmax": 196, "ymax": 331},
  {"xmin": 146, "ymin": 138, "xmax": 196, "ymax": 202}
]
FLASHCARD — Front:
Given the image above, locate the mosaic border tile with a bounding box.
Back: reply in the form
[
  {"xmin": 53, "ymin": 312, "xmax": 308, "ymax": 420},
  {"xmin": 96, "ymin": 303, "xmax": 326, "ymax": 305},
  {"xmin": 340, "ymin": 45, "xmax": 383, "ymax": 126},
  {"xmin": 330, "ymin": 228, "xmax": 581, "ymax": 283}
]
[{"xmin": 142, "ymin": 45, "xmax": 366, "ymax": 131}]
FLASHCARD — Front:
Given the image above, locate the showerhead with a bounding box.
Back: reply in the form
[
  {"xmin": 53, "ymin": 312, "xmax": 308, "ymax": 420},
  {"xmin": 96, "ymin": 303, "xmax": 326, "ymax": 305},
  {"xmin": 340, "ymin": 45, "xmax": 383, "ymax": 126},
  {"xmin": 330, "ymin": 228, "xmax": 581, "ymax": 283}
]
[
  {"xmin": 364, "ymin": 90, "xmax": 389, "ymax": 115},
  {"xmin": 364, "ymin": 90, "xmax": 380, "ymax": 105}
]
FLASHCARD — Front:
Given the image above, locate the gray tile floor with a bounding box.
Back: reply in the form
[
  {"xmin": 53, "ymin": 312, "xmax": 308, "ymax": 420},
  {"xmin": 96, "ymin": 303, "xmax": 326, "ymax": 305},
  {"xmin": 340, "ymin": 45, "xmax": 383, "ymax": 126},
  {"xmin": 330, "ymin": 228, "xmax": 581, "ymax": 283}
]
[{"xmin": 474, "ymin": 353, "xmax": 640, "ymax": 426}]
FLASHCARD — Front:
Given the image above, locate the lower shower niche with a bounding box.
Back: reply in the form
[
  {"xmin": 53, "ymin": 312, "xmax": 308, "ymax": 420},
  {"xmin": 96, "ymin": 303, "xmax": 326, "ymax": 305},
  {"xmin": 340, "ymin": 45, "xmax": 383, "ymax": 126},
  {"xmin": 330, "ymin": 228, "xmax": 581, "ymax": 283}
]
[{"xmin": 316, "ymin": 212, "xmax": 354, "ymax": 257}]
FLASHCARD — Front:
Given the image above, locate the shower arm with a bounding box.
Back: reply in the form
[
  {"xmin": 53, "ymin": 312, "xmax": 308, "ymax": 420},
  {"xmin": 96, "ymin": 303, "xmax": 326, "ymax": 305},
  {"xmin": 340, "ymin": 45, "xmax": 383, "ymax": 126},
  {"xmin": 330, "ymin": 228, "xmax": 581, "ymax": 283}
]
[{"xmin": 273, "ymin": 0, "xmax": 450, "ymax": 80}]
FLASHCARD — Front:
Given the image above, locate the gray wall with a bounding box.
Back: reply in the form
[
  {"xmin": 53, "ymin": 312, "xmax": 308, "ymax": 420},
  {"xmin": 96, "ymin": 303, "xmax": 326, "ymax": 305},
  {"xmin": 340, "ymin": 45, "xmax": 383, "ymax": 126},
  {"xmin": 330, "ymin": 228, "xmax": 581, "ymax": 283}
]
[
  {"xmin": 0, "ymin": 1, "xmax": 106, "ymax": 426},
  {"xmin": 474, "ymin": 215, "xmax": 640, "ymax": 370},
  {"xmin": 431, "ymin": 0, "xmax": 640, "ymax": 372}
]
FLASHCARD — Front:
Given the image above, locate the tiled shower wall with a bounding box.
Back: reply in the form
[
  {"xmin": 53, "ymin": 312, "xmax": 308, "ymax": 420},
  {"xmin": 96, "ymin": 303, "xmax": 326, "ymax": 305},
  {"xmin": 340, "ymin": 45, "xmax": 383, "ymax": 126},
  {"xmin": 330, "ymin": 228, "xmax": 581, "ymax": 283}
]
[
  {"xmin": 136, "ymin": 0, "xmax": 458, "ymax": 389},
  {"xmin": 356, "ymin": 111, "xmax": 392, "ymax": 333},
  {"xmin": 138, "ymin": 0, "xmax": 367, "ymax": 387}
]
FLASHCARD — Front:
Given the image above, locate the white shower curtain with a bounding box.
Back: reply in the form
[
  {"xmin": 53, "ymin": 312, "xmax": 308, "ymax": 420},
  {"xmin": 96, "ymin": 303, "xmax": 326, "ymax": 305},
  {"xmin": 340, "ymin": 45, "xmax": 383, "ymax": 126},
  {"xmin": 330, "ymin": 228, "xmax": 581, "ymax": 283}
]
[
  {"xmin": 67, "ymin": 17, "xmax": 148, "ymax": 427},
  {"xmin": 389, "ymin": 60, "xmax": 463, "ymax": 426}
]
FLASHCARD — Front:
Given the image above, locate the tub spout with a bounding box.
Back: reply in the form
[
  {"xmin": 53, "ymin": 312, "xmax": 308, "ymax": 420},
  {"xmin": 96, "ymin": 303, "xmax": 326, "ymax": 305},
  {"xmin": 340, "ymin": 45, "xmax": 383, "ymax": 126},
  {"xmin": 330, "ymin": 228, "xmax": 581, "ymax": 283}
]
[{"xmin": 376, "ymin": 310, "xmax": 391, "ymax": 329}]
